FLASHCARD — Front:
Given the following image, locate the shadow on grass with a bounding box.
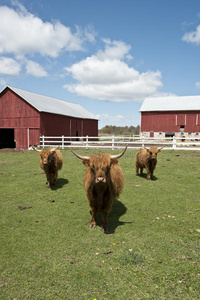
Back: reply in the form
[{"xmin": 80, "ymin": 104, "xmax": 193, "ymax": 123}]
[
  {"xmin": 137, "ymin": 174, "xmax": 158, "ymax": 181},
  {"xmin": 51, "ymin": 178, "xmax": 69, "ymax": 190},
  {"xmin": 95, "ymin": 199, "xmax": 131, "ymax": 234}
]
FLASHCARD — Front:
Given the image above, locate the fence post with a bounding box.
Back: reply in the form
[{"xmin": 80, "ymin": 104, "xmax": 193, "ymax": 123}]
[
  {"xmin": 142, "ymin": 136, "xmax": 145, "ymax": 148},
  {"xmin": 62, "ymin": 135, "xmax": 64, "ymax": 149},
  {"xmin": 112, "ymin": 135, "xmax": 114, "ymax": 150},
  {"xmin": 86, "ymin": 135, "xmax": 88, "ymax": 149},
  {"xmin": 42, "ymin": 135, "xmax": 45, "ymax": 148},
  {"xmin": 173, "ymin": 136, "xmax": 176, "ymax": 150}
]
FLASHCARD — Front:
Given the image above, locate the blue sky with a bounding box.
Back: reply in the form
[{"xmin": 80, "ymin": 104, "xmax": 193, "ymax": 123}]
[{"xmin": 1, "ymin": 0, "xmax": 200, "ymax": 128}]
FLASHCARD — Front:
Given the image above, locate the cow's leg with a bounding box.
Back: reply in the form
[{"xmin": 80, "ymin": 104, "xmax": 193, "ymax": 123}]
[
  {"xmin": 89, "ymin": 206, "xmax": 97, "ymax": 229},
  {"xmin": 45, "ymin": 173, "xmax": 51, "ymax": 188},
  {"xmin": 52, "ymin": 171, "xmax": 58, "ymax": 185},
  {"xmin": 101, "ymin": 210, "xmax": 108, "ymax": 233},
  {"xmin": 135, "ymin": 163, "xmax": 139, "ymax": 176},
  {"xmin": 145, "ymin": 164, "xmax": 151, "ymax": 180},
  {"xmin": 139, "ymin": 167, "xmax": 143, "ymax": 176}
]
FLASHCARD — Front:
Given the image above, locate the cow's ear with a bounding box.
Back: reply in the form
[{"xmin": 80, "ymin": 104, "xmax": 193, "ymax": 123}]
[
  {"xmin": 110, "ymin": 158, "xmax": 118, "ymax": 165},
  {"xmin": 82, "ymin": 159, "xmax": 90, "ymax": 167}
]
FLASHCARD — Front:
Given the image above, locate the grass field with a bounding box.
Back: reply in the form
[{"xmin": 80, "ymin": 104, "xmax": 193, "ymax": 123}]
[{"xmin": 0, "ymin": 148, "xmax": 199, "ymax": 299}]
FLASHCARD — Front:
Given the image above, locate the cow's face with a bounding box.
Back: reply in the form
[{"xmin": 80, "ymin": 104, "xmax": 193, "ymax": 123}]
[
  {"xmin": 83, "ymin": 154, "xmax": 114, "ymax": 185},
  {"xmin": 146, "ymin": 147, "xmax": 161, "ymax": 161},
  {"xmin": 40, "ymin": 150, "xmax": 55, "ymax": 165}
]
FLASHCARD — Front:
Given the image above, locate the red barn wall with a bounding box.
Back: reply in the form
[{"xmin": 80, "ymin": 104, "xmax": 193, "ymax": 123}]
[
  {"xmin": 40, "ymin": 113, "xmax": 98, "ymax": 137},
  {"xmin": 0, "ymin": 89, "xmax": 40, "ymax": 149},
  {"xmin": 141, "ymin": 111, "xmax": 200, "ymax": 133}
]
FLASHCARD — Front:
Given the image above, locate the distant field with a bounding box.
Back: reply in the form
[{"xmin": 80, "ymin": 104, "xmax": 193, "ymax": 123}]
[{"xmin": 0, "ymin": 148, "xmax": 199, "ymax": 299}]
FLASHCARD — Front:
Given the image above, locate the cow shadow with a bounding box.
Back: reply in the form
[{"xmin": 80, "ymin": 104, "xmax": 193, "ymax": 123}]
[
  {"xmin": 96, "ymin": 199, "xmax": 130, "ymax": 234},
  {"xmin": 137, "ymin": 174, "xmax": 158, "ymax": 181},
  {"xmin": 51, "ymin": 178, "xmax": 69, "ymax": 190}
]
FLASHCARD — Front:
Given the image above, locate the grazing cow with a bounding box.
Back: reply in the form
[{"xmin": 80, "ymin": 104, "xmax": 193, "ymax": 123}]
[
  {"xmin": 33, "ymin": 147, "xmax": 63, "ymax": 188},
  {"xmin": 135, "ymin": 147, "xmax": 162, "ymax": 180},
  {"xmin": 70, "ymin": 146, "xmax": 127, "ymax": 232}
]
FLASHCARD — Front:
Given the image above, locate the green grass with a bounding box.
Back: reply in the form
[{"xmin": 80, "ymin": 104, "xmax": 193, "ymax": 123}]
[{"xmin": 0, "ymin": 148, "xmax": 199, "ymax": 299}]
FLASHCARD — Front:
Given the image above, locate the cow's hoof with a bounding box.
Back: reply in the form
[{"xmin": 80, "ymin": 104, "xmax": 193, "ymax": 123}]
[
  {"xmin": 101, "ymin": 226, "xmax": 108, "ymax": 233},
  {"xmin": 89, "ymin": 223, "xmax": 96, "ymax": 229}
]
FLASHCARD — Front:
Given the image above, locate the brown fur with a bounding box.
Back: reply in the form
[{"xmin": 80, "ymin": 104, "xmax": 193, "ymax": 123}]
[
  {"xmin": 39, "ymin": 148, "xmax": 63, "ymax": 188},
  {"xmin": 81, "ymin": 153, "xmax": 124, "ymax": 232},
  {"xmin": 135, "ymin": 147, "xmax": 161, "ymax": 180}
]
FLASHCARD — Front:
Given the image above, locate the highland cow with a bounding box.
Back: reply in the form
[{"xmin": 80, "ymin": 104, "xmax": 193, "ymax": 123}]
[
  {"xmin": 70, "ymin": 146, "xmax": 127, "ymax": 232},
  {"xmin": 33, "ymin": 147, "xmax": 63, "ymax": 188},
  {"xmin": 135, "ymin": 147, "xmax": 162, "ymax": 180}
]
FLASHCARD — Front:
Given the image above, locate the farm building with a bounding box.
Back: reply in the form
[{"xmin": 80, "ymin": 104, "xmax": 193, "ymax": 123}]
[
  {"xmin": 0, "ymin": 86, "xmax": 98, "ymax": 150},
  {"xmin": 140, "ymin": 95, "xmax": 200, "ymax": 138}
]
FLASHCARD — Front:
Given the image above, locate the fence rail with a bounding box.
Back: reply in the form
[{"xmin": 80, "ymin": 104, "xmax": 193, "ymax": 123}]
[{"xmin": 37, "ymin": 135, "xmax": 200, "ymax": 151}]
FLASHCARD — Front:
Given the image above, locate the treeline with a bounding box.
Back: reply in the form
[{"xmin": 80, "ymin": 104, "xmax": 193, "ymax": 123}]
[{"xmin": 99, "ymin": 125, "xmax": 140, "ymax": 135}]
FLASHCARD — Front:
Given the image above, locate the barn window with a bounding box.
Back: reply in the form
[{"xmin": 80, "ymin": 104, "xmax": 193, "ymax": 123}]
[{"xmin": 195, "ymin": 132, "xmax": 199, "ymax": 136}]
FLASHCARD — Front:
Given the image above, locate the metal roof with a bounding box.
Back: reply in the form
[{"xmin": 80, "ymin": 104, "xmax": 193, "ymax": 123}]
[
  {"xmin": 2, "ymin": 86, "xmax": 97, "ymax": 120},
  {"xmin": 140, "ymin": 95, "xmax": 200, "ymax": 112}
]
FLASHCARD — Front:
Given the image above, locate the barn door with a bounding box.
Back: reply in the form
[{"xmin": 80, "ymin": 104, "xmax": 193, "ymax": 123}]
[
  {"xmin": 28, "ymin": 128, "xmax": 40, "ymax": 147},
  {"xmin": 0, "ymin": 128, "xmax": 16, "ymax": 148}
]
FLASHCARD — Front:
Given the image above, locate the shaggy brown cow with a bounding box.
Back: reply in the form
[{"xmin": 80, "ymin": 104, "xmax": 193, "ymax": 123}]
[
  {"xmin": 33, "ymin": 147, "xmax": 63, "ymax": 188},
  {"xmin": 70, "ymin": 146, "xmax": 127, "ymax": 232},
  {"xmin": 135, "ymin": 147, "xmax": 162, "ymax": 180}
]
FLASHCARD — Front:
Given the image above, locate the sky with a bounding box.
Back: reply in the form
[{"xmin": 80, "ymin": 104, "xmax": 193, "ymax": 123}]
[{"xmin": 1, "ymin": 0, "xmax": 200, "ymax": 128}]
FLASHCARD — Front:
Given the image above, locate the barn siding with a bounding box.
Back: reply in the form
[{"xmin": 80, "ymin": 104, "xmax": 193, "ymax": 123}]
[
  {"xmin": 141, "ymin": 111, "xmax": 200, "ymax": 134},
  {"xmin": 40, "ymin": 112, "xmax": 98, "ymax": 137}
]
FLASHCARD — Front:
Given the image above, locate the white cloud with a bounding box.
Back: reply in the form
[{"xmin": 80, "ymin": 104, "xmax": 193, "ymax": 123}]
[
  {"xmin": 0, "ymin": 57, "xmax": 21, "ymax": 75},
  {"xmin": 64, "ymin": 40, "xmax": 162, "ymax": 102},
  {"xmin": 195, "ymin": 81, "xmax": 200, "ymax": 89},
  {"xmin": 182, "ymin": 24, "xmax": 200, "ymax": 45},
  {"xmin": 26, "ymin": 60, "xmax": 48, "ymax": 77},
  {"xmin": 0, "ymin": 5, "xmax": 95, "ymax": 57}
]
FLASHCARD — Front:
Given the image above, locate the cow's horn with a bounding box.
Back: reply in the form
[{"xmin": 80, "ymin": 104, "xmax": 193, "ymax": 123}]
[
  {"xmin": 69, "ymin": 148, "xmax": 90, "ymax": 160},
  {"xmin": 32, "ymin": 146, "xmax": 41, "ymax": 152},
  {"xmin": 50, "ymin": 146, "xmax": 60, "ymax": 152},
  {"xmin": 110, "ymin": 145, "xmax": 128, "ymax": 159}
]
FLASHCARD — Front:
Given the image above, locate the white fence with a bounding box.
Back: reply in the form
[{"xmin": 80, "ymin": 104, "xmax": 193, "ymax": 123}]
[{"xmin": 38, "ymin": 135, "xmax": 200, "ymax": 150}]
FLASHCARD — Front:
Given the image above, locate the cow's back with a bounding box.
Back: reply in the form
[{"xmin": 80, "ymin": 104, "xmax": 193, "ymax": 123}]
[{"xmin": 135, "ymin": 148, "xmax": 147, "ymax": 167}]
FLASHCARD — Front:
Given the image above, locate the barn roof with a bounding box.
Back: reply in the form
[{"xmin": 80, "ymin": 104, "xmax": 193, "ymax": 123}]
[
  {"xmin": 1, "ymin": 86, "xmax": 98, "ymax": 120},
  {"xmin": 140, "ymin": 95, "xmax": 200, "ymax": 112}
]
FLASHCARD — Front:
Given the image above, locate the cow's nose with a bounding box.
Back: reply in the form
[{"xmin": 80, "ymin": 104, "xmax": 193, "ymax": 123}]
[{"xmin": 97, "ymin": 177, "xmax": 105, "ymax": 183}]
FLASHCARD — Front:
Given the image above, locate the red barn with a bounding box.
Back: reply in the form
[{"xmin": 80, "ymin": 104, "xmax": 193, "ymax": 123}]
[
  {"xmin": 0, "ymin": 86, "xmax": 98, "ymax": 150},
  {"xmin": 140, "ymin": 96, "xmax": 200, "ymax": 138}
]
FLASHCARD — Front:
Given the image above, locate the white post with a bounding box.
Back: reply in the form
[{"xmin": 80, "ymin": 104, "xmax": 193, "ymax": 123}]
[
  {"xmin": 142, "ymin": 136, "xmax": 145, "ymax": 148},
  {"xmin": 112, "ymin": 135, "xmax": 114, "ymax": 150},
  {"xmin": 62, "ymin": 135, "xmax": 64, "ymax": 149},
  {"xmin": 173, "ymin": 136, "xmax": 176, "ymax": 150},
  {"xmin": 42, "ymin": 135, "xmax": 45, "ymax": 148}
]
